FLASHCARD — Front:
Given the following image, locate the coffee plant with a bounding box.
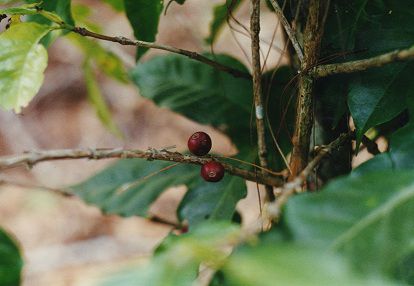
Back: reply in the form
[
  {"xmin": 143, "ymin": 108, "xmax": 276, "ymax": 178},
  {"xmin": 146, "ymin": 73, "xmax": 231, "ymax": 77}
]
[{"xmin": 0, "ymin": 0, "xmax": 413, "ymax": 285}]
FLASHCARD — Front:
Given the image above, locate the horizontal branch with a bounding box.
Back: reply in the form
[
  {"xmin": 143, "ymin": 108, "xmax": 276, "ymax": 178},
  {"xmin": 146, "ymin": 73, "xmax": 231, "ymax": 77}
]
[
  {"xmin": 312, "ymin": 44, "xmax": 414, "ymax": 78},
  {"xmin": 0, "ymin": 148, "xmax": 284, "ymax": 187},
  {"xmin": 67, "ymin": 26, "xmax": 251, "ymax": 79}
]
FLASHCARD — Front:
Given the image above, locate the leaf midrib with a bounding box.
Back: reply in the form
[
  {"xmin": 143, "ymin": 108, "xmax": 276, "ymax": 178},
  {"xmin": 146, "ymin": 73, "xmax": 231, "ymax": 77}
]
[{"xmin": 330, "ymin": 182, "xmax": 414, "ymax": 250}]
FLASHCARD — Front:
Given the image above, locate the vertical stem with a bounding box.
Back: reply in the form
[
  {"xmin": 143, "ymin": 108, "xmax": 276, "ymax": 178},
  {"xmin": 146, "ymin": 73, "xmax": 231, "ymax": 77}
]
[
  {"xmin": 289, "ymin": 0, "xmax": 330, "ymax": 177},
  {"xmin": 250, "ymin": 0, "xmax": 275, "ymax": 201}
]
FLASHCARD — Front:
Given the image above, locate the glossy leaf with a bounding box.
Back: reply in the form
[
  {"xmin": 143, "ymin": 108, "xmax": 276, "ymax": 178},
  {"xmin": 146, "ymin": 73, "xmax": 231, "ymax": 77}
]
[
  {"xmin": 83, "ymin": 61, "xmax": 122, "ymax": 137},
  {"xmin": 98, "ymin": 222, "xmax": 238, "ymax": 286},
  {"xmin": 0, "ymin": 22, "xmax": 50, "ymax": 112},
  {"xmin": 285, "ymin": 170, "xmax": 414, "ymax": 282},
  {"xmin": 124, "ymin": 0, "xmax": 163, "ymax": 60},
  {"xmin": 346, "ymin": 1, "xmax": 414, "ymax": 143},
  {"xmin": 0, "ymin": 228, "xmax": 22, "ymax": 286},
  {"xmin": 71, "ymin": 160, "xmax": 197, "ymax": 217},
  {"xmin": 348, "ymin": 63, "xmax": 414, "ymax": 144},
  {"xmin": 131, "ymin": 55, "xmax": 295, "ymax": 168},
  {"xmin": 130, "ymin": 54, "xmax": 251, "ymax": 144},
  {"xmin": 221, "ymin": 244, "xmax": 391, "ymax": 286},
  {"xmin": 178, "ymin": 173, "xmax": 247, "ymax": 226},
  {"xmin": 25, "ymin": 0, "xmax": 75, "ymax": 46},
  {"xmin": 205, "ymin": 0, "xmax": 242, "ymax": 44}
]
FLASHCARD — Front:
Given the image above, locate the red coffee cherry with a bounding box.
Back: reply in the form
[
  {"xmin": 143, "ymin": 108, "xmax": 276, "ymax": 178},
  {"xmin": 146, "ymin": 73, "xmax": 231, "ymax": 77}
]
[
  {"xmin": 187, "ymin": 131, "xmax": 212, "ymax": 156},
  {"xmin": 201, "ymin": 161, "xmax": 225, "ymax": 182}
]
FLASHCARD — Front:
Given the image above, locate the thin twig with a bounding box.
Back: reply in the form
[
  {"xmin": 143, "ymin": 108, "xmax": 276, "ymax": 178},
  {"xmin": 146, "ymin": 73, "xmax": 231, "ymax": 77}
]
[
  {"xmin": 267, "ymin": 131, "xmax": 352, "ymax": 220},
  {"xmin": 311, "ymin": 44, "xmax": 414, "ymax": 78},
  {"xmin": 267, "ymin": 0, "xmax": 304, "ymax": 63},
  {"xmin": 65, "ymin": 26, "xmax": 251, "ymax": 79},
  {"xmin": 0, "ymin": 148, "xmax": 284, "ymax": 187},
  {"xmin": 250, "ymin": 0, "xmax": 275, "ymax": 201},
  {"xmin": 0, "ymin": 179, "xmax": 73, "ymax": 197}
]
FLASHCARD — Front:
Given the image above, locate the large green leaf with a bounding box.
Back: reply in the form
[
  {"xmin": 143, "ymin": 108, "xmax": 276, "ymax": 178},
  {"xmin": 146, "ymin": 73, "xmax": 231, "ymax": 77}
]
[
  {"xmin": 124, "ymin": 0, "xmax": 163, "ymax": 60},
  {"xmin": 346, "ymin": 1, "xmax": 414, "ymax": 143},
  {"xmin": 0, "ymin": 228, "xmax": 22, "ymax": 286},
  {"xmin": 0, "ymin": 22, "xmax": 51, "ymax": 112},
  {"xmin": 285, "ymin": 170, "xmax": 414, "ymax": 283},
  {"xmin": 25, "ymin": 0, "xmax": 74, "ymax": 46},
  {"xmin": 98, "ymin": 222, "xmax": 238, "ymax": 286},
  {"xmin": 348, "ymin": 62, "xmax": 414, "ymax": 144},
  {"xmin": 205, "ymin": 0, "xmax": 242, "ymax": 45},
  {"xmin": 131, "ymin": 54, "xmax": 295, "ymax": 168},
  {"xmin": 71, "ymin": 160, "xmax": 197, "ymax": 217},
  {"xmin": 221, "ymin": 244, "xmax": 391, "ymax": 286},
  {"xmin": 71, "ymin": 157, "xmax": 247, "ymax": 227},
  {"xmin": 130, "ymin": 54, "xmax": 251, "ymax": 144}
]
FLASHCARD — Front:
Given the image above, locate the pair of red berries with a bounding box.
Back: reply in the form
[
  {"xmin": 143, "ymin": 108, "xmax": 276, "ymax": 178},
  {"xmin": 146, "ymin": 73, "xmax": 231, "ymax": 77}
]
[{"xmin": 187, "ymin": 131, "xmax": 224, "ymax": 182}]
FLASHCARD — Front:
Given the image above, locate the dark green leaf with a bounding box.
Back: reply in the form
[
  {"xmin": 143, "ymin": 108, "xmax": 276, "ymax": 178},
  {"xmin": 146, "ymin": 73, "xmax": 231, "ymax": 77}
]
[
  {"xmin": 0, "ymin": 228, "xmax": 23, "ymax": 286},
  {"xmin": 285, "ymin": 170, "xmax": 414, "ymax": 280},
  {"xmin": 178, "ymin": 174, "xmax": 246, "ymax": 226},
  {"xmin": 205, "ymin": 0, "xmax": 242, "ymax": 45},
  {"xmin": 71, "ymin": 160, "xmax": 197, "ymax": 217},
  {"xmin": 124, "ymin": 0, "xmax": 163, "ymax": 60},
  {"xmin": 130, "ymin": 54, "xmax": 251, "ymax": 145},
  {"xmin": 322, "ymin": 1, "xmax": 414, "ymax": 144},
  {"xmin": 25, "ymin": 0, "xmax": 75, "ymax": 46},
  {"xmin": 348, "ymin": 63, "xmax": 414, "ymax": 145},
  {"xmin": 0, "ymin": 22, "xmax": 50, "ymax": 113}
]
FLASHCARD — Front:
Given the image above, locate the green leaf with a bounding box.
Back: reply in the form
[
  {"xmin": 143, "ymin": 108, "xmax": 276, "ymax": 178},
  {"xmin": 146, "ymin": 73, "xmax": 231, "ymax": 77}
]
[
  {"xmin": 98, "ymin": 222, "xmax": 239, "ymax": 286},
  {"xmin": 25, "ymin": 0, "xmax": 75, "ymax": 46},
  {"xmin": 285, "ymin": 170, "xmax": 414, "ymax": 282},
  {"xmin": 71, "ymin": 160, "xmax": 197, "ymax": 217},
  {"xmin": 348, "ymin": 63, "xmax": 414, "ymax": 145},
  {"xmin": 71, "ymin": 4, "xmax": 102, "ymax": 33},
  {"xmin": 221, "ymin": 244, "xmax": 391, "ymax": 286},
  {"xmin": 124, "ymin": 0, "xmax": 163, "ymax": 60},
  {"xmin": 70, "ymin": 34, "xmax": 128, "ymax": 83},
  {"xmin": 131, "ymin": 54, "xmax": 295, "ymax": 169},
  {"xmin": 102, "ymin": 0, "xmax": 124, "ymax": 11},
  {"xmin": 178, "ymin": 173, "xmax": 247, "ymax": 226},
  {"xmin": 322, "ymin": 1, "xmax": 414, "ymax": 144},
  {"xmin": 130, "ymin": 54, "xmax": 251, "ymax": 145},
  {"xmin": 72, "ymin": 157, "xmax": 246, "ymax": 227},
  {"xmin": 0, "ymin": 228, "xmax": 23, "ymax": 286},
  {"xmin": 353, "ymin": 123, "xmax": 414, "ymax": 175},
  {"xmin": 205, "ymin": 0, "xmax": 242, "ymax": 44},
  {"xmin": 0, "ymin": 2, "xmax": 40, "ymax": 15},
  {"xmin": 0, "ymin": 22, "xmax": 51, "ymax": 113},
  {"xmin": 83, "ymin": 61, "xmax": 122, "ymax": 137}
]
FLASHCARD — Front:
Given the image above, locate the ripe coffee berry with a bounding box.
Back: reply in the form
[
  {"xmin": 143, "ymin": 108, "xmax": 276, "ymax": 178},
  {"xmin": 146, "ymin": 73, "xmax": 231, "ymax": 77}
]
[
  {"xmin": 201, "ymin": 161, "xmax": 225, "ymax": 182},
  {"xmin": 187, "ymin": 131, "xmax": 212, "ymax": 156}
]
